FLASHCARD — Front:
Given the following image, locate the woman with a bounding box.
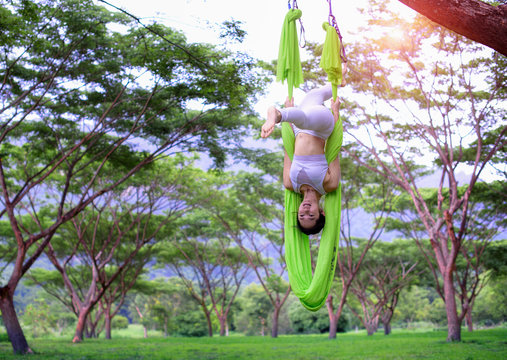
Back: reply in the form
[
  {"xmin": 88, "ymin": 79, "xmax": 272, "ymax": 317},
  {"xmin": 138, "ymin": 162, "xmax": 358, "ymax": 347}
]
[{"xmin": 261, "ymin": 84, "xmax": 341, "ymax": 235}]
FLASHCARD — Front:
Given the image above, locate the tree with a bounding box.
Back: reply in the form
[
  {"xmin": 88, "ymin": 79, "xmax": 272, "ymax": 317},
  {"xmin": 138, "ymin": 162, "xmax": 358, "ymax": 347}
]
[
  {"xmin": 200, "ymin": 152, "xmax": 292, "ymax": 338},
  {"xmin": 0, "ymin": 0, "xmax": 263, "ymax": 353},
  {"xmin": 235, "ymin": 284, "xmax": 273, "ymax": 336},
  {"xmin": 347, "ymin": 240, "xmax": 420, "ymax": 335},
  {"xmin": 397, "ymin": 0, "xmax": 507, "ymax": 56},
  {"xmin": 342, "ymin": 0, "xmax": 506, "ymax": 341},
  {"xmin": 40, "ymin": 159, "xmax": 189, "ymax": 343},
  {"xmin": 158, "ymin": 202, "xmax": 253, "ymax": 337},
  {"xmin": 325, "ymin": 156, "xmax": 398, "ymax": 339}
]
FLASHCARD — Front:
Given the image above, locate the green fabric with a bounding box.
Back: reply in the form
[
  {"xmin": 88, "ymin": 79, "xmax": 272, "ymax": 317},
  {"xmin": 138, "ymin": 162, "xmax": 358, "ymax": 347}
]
[
  {"xmin": 282, "ymin": 119, "xmax": 342, "ymax": 311},
  {"xmin": 320, "ymin": 22, "xmax": 342, "ymax": 101},
  {"xmin": 276, "ymin": 9, "xmax": 304, "ymax": 100}
]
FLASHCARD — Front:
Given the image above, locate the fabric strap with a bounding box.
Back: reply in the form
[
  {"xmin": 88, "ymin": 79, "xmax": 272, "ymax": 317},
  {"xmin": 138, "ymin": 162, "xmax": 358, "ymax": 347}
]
[{"xmin": 276, "ymin": 9, "xmax": 304, "ymax": 100}]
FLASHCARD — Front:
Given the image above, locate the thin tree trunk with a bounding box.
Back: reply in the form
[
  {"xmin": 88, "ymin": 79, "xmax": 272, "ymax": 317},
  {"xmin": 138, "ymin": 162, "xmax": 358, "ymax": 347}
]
[
  {"xmin": 0, "ymin": 292, "xmax": 32, "ymax": 354},
  {"xmin": 466, "ymin": 310, "xmax": 474, "ymax": 332},
  {"xmin": 327, "ymin": 293, "xmax": 347, "ymax": 339},
  {"xmin": 204, "ymin": 310, "xmax": 213, "ymax": 337},
  {"xmin": 383, "ymin": 322, "xmax": 392, "ymax": 335},
  {"xmin": 443, "ymin": 270, "xmax": 461, "ymax": 341},
  {"xmin": 104, "ymin": 313, "xmax": 112, "ymax": 340},
  {"xmin": 271, "ymin": 306, "xmax": 280, "ymax": 338},
  {"xmin": 219, "ymin": 317, "xmax": 226, "ymax": 336},
  {"xmin": 382, "ymin": 308, "xmax": 394, "ymax": 335}
]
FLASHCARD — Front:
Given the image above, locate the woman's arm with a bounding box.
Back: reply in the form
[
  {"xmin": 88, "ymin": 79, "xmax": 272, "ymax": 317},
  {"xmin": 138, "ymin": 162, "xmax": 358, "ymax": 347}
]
[
  {"xmin": 330, "ymin": 96, "xmax": 341, "ymax": 123},
  {"xmin": 323, "ymin": 156, "xmax": 341, "ymax": 193},
  {"xmin": 283, "ymin": 150, "xmax": 294, "ymax": 191}
]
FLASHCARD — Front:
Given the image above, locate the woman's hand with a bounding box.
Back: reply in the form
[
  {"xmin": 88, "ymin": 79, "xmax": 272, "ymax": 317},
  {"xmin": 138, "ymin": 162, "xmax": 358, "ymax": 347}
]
[
  {"xmin": 330, "ymin": 96, "xmax": 341, "ymax": 122},
  {"xmin": 284, "ymin": 96, "xmax": 294, "ymax": 108}
]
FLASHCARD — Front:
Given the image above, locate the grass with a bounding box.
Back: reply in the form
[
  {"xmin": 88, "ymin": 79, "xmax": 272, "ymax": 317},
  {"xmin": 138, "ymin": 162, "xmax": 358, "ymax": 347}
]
[{"xmin": 0, "ymin": 327, "xmax": 506, "ymax": 360}]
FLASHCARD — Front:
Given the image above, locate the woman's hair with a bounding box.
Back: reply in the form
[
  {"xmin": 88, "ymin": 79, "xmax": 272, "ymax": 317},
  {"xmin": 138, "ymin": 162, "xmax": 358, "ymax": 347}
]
[{"xmin": 297, "ymin": 212, "xmax": 326, "ymax": 235}]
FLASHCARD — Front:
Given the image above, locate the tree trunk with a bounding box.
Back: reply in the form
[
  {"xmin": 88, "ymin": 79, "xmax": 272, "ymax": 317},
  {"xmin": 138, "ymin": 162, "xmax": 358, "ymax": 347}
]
[
  {"xmin": 366, "ymin": 319, "xmax": 378, "ymax": 336},
  {"xmin": 397, "ymin": 0, "xmax": 507, "ymax": 56},
  {"xmin": 382, "ymin": 308, "xmax": 394, "ymax": 335},
  {"xmin": 328, "ymin": 314, "xmax": 339, "ymax": 339},
  {"xmin": 219, "ymin": 317, "xmax": 226, "ymax": 336},
  {"xmin": 383, "ymin": 322, "xmax": 392, "ymax": 335},
  {"xmin": 0, "ymin": 291, "xmax": 32, "ymax": 354},
  {"xmin": 443, "ymin": 270, "xmax": 461, "ymax": 342},
  {"xmin": 73, "ymin": 307, "xmax": 91, "ymax": 343},
  {"xmin": 326, "ymin": 294, "xmax": 346, "ymax": 339},
  {"xmin": 204, "ymin": 310, "xmax": 213, "ymax": 337},
  {"xmin": 104, "ymin": 313, "xmax": 112, "ymax": 340},
  {"xmin": 271, "ymin": 306, "xmax": 280, "ymax": 338},
  {"xmin": 466, "ymin": 308, "xmax": 474, "ymax": 332}
]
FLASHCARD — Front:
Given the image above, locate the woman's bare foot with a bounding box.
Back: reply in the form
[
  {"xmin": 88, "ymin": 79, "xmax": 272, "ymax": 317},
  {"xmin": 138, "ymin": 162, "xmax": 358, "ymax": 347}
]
[{"xmin": 261, "ymin": 106, "xmax": 281, "ymax": 138}]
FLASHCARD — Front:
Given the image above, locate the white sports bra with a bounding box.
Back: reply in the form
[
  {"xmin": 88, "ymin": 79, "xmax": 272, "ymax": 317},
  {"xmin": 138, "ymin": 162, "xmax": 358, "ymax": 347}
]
[{"xmin": 290, "ymin": 154, "xmax": 328, "ymax": 195}]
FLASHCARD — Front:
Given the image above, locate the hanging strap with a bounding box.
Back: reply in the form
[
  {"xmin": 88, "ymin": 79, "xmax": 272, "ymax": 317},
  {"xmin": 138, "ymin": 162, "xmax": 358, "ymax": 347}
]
[
  {"xmin": 282, "ymin": 119, "xmax": 342, "ymax": 311},
  {"xmin": 276, "ymin": 8, "xmax": 304, "ymax": 99},
  {"xmin": 326, "ymin": 0, "xmax": 347, "ymax": 63}
]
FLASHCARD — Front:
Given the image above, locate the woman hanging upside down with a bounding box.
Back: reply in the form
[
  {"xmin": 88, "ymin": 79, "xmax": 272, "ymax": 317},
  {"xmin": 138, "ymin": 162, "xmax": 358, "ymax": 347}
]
[{"xmin": 261, "ymin": 83, "xmax": 341, "ymax": 235}]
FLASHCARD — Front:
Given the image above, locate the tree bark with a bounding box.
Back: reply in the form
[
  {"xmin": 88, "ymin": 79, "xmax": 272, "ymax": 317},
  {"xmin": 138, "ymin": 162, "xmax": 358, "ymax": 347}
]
[
  {"xmin": 383, "ymin": 322, "xmax": 392, "ymax": 335},
  {"xmin": 366, "ymin": 316, "xmax": 379, "ymax": 336},
  {"xmin": 466, "ymin": 309, "xmax": 474, "ymax": 332},
  {"xmin": 219, "ymin": 317, "xmax": 226, "ymax": 336},
  {"xmin": 271, "ymin": 306, "xmax": 280, "ymax": 338},
  {"xmin": 397, "ymin": 0, "xmax": 507, "ymax": 56},
  {"xmin": 0, "ymin": 291, "xmax": 32, "ymax": 354},
  {"xmin": 204, "ymin": 308, "xmax": 213, "ymax": 337},
  {"xmin": 382, "ymin": 308, "xmax": 394, "ymax": 335},
  {"xmin": 73, "ymin": 307, "xmax": 91, "ymax": 343},
  {"xmin": 104, "ymin": 313, "xmax": 112, "ymax": 340},
  {"xmin": 443, "ymin": 270, "xmax": 461, "ymax": 342}
]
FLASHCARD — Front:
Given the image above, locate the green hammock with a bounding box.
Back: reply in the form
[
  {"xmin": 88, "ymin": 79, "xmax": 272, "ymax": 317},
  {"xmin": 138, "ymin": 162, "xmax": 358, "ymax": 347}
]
[
  {"xmin": 320, "ymin": 22, "xmax": 343, "ymax": 101},
  {"xmin": 282, "ymin": 119, "xmax": 342, "ymax": 311},
  {"xmin": 276, "ymin": 9, "xmax": 304, "ymax": 100},
  {"xmin": 277, "ymin": 9, "xmax": 343, "ymax": 311}
]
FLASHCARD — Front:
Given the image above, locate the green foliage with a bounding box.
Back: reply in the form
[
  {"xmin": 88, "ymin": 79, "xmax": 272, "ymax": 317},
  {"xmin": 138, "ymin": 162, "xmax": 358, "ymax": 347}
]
[
  {"xmin": 111, "ymin": 316, "xmax": 129, "ymax": 330},
  {"xmin": 173, "ymin": 310, "xmax": 209, "ymax": 337},
  {"xmin": 473, "ymin": 275, "xmax": 507, "ymax": 325},
  {"xmin": 288, "ymin": 301, "xmax": 347, "ymax": 334},
  {"xmin": 22, "ymin": 299, "xmax": 54, "ymax": 338},
  {"xmin": 234, "ymin": 284, "xmax": 272, "ymax": 336}
]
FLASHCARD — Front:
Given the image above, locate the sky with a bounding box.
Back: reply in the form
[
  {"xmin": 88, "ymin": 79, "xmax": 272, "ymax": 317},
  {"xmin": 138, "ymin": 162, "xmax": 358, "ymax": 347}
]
[
  {"xmin": 96, "ymin": 0, "xmax": 504, "ymax": 182},
  {"xmin": 98, "ymin": 0, "xmax": 415, "ymax": 113}
]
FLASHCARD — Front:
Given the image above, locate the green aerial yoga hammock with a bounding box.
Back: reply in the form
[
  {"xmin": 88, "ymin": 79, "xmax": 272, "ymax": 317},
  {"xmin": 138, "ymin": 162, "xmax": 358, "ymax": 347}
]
[
  {"xmin": 283, "ymin": 119, "xmax": 343, "ymax": 311},
  {"xmin": 278, "ymin": 7, "xmax": 344, "ymax": 311},
  {"xmin": 276, "ymin": 9, "xmax": 304, "ymax": 100}
]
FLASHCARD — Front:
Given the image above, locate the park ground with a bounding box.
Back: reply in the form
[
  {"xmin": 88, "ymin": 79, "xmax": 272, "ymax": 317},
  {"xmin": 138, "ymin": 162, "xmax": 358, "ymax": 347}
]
[{"xmin": 0, "ymin": 326, "xmax": 506, "ymax": 359}]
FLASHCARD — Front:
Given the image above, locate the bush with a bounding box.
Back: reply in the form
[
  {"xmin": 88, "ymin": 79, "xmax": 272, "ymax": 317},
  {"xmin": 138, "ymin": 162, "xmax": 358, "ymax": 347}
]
[
  {"xmin": 0, "ymin": 332, "xmax": 9, "ymax": 343},
  {"xmin": 112, "ymin": 315, "xmax": 129, "ymax": 330},
  {"xmin": 173, "ymin": 311, "xmax": 208, "ymax": 337},
  {"xmin": 289, "ymin": 302, "xmax": 347, "ymax": 334}
]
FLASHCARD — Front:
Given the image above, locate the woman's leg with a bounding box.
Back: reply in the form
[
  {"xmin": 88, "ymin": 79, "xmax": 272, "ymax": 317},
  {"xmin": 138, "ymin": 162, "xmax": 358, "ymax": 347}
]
[{"xmin": 280, "ymin": 84, "xmax": 334, "ymax": 133}]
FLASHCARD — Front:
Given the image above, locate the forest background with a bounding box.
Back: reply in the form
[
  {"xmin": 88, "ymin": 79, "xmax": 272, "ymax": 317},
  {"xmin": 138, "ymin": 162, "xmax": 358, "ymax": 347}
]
[{"xmin": 0, "ymin": 0, "xmax": 505, "ymax": 356}]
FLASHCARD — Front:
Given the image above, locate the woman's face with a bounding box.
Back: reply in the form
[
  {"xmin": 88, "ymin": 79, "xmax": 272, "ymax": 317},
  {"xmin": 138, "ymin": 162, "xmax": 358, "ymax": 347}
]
[{"xmin": 298, "ymin": 199, "xmax": 321, "ymax": 229}]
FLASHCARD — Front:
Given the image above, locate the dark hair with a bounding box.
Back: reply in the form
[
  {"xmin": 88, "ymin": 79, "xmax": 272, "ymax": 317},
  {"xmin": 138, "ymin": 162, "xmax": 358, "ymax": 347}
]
[{"xmin": 297, "ymin": 212, "xmax": 326, "ymax": 235}]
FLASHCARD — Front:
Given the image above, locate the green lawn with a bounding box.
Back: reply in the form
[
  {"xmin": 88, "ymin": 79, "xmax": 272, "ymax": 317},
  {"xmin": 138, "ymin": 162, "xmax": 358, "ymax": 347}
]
[{"xmin": 1, "ymin": 328, "xmax": 506, "ymax": 360}]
